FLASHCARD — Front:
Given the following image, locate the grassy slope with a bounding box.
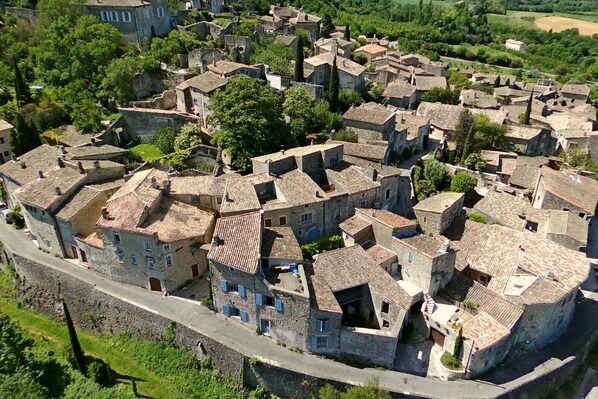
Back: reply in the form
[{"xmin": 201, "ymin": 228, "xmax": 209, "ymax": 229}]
[
  {"xmin": 129, "ymin": 143, "xmax": 164, "ymax": 162},
  {"xmin": 0, "ymin": 269, "xmax": 243, "ymax": 399}
]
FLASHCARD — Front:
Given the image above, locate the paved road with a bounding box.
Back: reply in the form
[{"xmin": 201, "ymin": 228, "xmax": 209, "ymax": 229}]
[{"xmin": 0, "ymin": 223, "xmax": 595, "ymax": 398}]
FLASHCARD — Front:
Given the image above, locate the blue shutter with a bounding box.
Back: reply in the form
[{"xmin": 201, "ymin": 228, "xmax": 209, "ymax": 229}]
[
  {"xmin": 310, "ymin": 335, "xmax": 317, "ymax": 350},
  {"xmin": 325, "ymin": 319, "xmax": 332, "ymax": 333},
  {"xmin": 238, "ymin": 284, "xmax": 246, "ymax": 298},
  {"xmin": 240, "ymin": 310, "xmax": 249, "ymax": 323},
  {"xmin": 275, "ymin": 298, "xmax": 283, "ymax": 312},
  {"xmin": 222, "ymin": 305, "xmax": 231, "ymax": 316},
  {"xmin": 220, "ymin": 279, "xmax": 228, "ymax": 292},
  {"xmin": 316, "ymin": 319, "xmax": 323, "ymax": 332},
  {"xmin": 327, "ymin": 336, "xmax": 332, "ymax": 349},
  {"xmin": 255, "ymin": 293, "xmax": 263, "ymax": 306}
]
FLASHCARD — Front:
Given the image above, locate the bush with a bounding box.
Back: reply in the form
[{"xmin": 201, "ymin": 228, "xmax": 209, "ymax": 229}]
[
  {"xmin": 441, "ymin": 351, "xmax": 462, "ymax": 370},
  {"xmin": 335, "ymin": 128, "xmax": 358, "ymax": 143},
  {"xmin": 467, "ymin": 213, "xmax": 487, "ymax": 224},
  {"xmin": 153, "ymin": 127, "xmax": 177, "ymax": 154},
  {"xmin": 87, "ymin": 359, "xmax": 115, "ymax": 387},
  {"xmin": 464, "ymin": 153, "xmax": 487, "ymax": 172},
  {"xmin": 415, "ymin": 179, "xmax": 437, "ymax": 201},
  {"xmin": 300, "ymin": 234, "xmax": 342, "ymax": 259},
  {"xmin": 174, "ymin": 123, "xmax": 202, "ymax": 151},
  {"xmin": 450, "ymin": 173, "xmax": 477, "ymax": 194},
  {"xmin": 424, "ymin": 159, "xmax": 448, "ymax": 190}
]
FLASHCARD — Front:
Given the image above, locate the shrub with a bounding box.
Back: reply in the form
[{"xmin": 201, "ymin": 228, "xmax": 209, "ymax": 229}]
[
  {"xmin": 87, "ymin": 359, "xmax": 115, "ymax": 386},
  {"xmin": 463, "ymin": 300, "xmax": 478, "ymax": 310},
  {"xmin": 249, "ymin": 356, "xmax": 261, "ymax": 367},
  {"xmin": 468, "ymin": 213, "xmax": 487, "ymax": 224},
  {"xmin": 464, "ymin": 153, "xmax": 487, "ymax": 172},
  {"xmin": 450, "ymin": 173, "xmax": 477, "ymax": 194},
  {"xmin": 335, "ymin": 128, "xmax": 358, "ymax": 143},
  {"xmin": 424, "ymin": 159, "xmax": 448, "ymax": 190},
  {"xmin": 300, "ymin": 234, "xmax": 342, "ymax": 259},
  {"xmin": 173, "ymin": 123, "xmax": 201, "ymax": 151},
  {"xmin": 441, "ymin": 351, "xmax": 463, "ymax": 370},
  {"xmin": 153, "ymin": 127, "xmax": 177, "ymax": 154},
  {"xmin": 416, "ymin": 179, "xmax": 437, "ymax": 201}
]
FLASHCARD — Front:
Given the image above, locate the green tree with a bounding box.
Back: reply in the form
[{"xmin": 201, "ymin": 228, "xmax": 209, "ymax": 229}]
[
  {"xmin": 0, "ymin": 314, "xmax": 34, "ymax": 375},
  {"xmin": 102, "ymin": 56, "xmax": 140, "ymax": 105},
  {"xmin": 153, "ymin": 127, "xmax": 177, "ymax": 154},
  {"xmin": 453, "ymin": 327, "xmax": 464, "ymax": 359},
  {"xmin": 0, "ymin": 369, "xmax": 48, "ymax": 399},
  {"xmin": 338, "ymin": 90, "xmax": 363, "ymax": 112},
  {"xmin": 473, "ymin": 114, "xmax": 508, "ymax": 150},
  {"xmin": 13, "ymin": 60, "xmax": 32, "ymax": 107},
  {"xmin": 294, "ymin": 43, "xmax": 304, "ymax": 82},
  {"xmin": 251, "ymin": 39, "xmax": 294, "ymax": 76},
  {"xmin": 519, "ymin": 92, "xmax": 533, "ymax": 125},
  {"xmin": 461, "ymin": 124, "xmax": 476, "ymax": 163},
  {"xmin": 173, "ymin": 123, "xmax": 201, "ymax": 151},
  {"xmin": 453, "ymin": 109, "xmax": 474, "ymax": 161},
  {"xmin": 335, "ymin": 129, "xmax": 358, "ymax": 142},
  {"xmin": 321, "ymin": 14, "xmax": 334, "ymax": 39},
  {"xmin": 209, "ymin": 75, "xmax": 288, "ymax": 172},
  {"xmin": 422, "ymin": 87, "xmax": 459, "ymax": 104},
  {"xmin": 165, "ymin": 149, "xmax": 191, "ymax": 171},
  {"xmin": 450, "ymin": 172, "xmax": 477, "ymax": 193},
  {"xmin": 344, "ymin": 25, "xmax": 351, "ymax": 41},
  {"xmin": 328, "ymin": 57, "xmax": 340, "ymax": 111},
  {"xmin": 283, "ymin": 86, "xmax": 315, "ymax": 144},
  {"xmin": 63, "ymin": 300, "xmax": 87, "ymax": 376},
  {"xmin": 464, "ymin": 153, "xmax": 487, "ymax": 171},
  {"xmin": 11, "ymin": 112, "xmax": 41, "ymax": 156},
  {"xmin": 424, "ymin": 159, "xmax": 448, "ymax": 190},
  {"xmin": 71, "ymin": 99, "xmax": 103, "ymax": 134}
]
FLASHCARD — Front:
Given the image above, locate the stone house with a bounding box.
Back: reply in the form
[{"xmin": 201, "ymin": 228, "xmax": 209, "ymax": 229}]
[
  {"xmin": 187, "ymin": 48, "xmax": 224, "ymax": 71},
  {"xmin": 208, "ymin": 212, "xmax": 312, "ymax": 349},
  {"xmin": 304, "ymin": 53, "xmax": 365, "ymax": 92},
  {"xmin": 269, "ymin": 5, "xmax": 321, "ymax": 40},
  {"xmin": 314, "ymin": 37, "xmax": 351, "ymax": 58},
  {"xmin": 175, "ymin": 72, "xmax": 228, "ymax": 123},
  {"xmin": 560, "ymin": 83, "xmax": 590, "ymax": 103},
  {"xmin": 504, "ymin": 124, "xmax": 555, "ymax": 156},
  {"xmin": 207, "ymin": 60, "xmax": 262, "ymax": 79},
  {"xmin": 14, "ymin": 159, "xmax": 125, "ymax": 257},
  {"xmin": 223, "ymin": 35, "xmax": 252, "ymax": 64},
  {"xmin": 0, "ymin": 119, "xmax": 13, "ymax": 164},
  {"xmin": 328, "ymin": 140, "xmax": 390, "ymax": 165},
  {"xmin": 81, "ymin": 0, "xmax": 171, "ymax": 47},
  {"xmin": 412, "ymin": 76, "xmax": 448, "ymax": 102},
  {"xmin": 396, "ymin": 112, "xmax": 431, "ymax": 153},
  {"xmin": 505, "ymin": 39, "xmax": 527, "ymax": 52},
  {"xmin": 343, "ymin": 102, "xmax": 397, "ymax": 146},
  {"xmin": 532, "ymin": 165, "xmax": 598, "ymax": 218},
  {"xmin": 92, "ymin": 169, "xmax": 217, "ymax": 293},
  {"xmin": 353, "ymin": 43, "xmax": 387, "ymax": 64},
  {"xmin": 383, "ymin": 80, "xmax": 417, "ymax": 109},
  {"xmin": 413, "ymin": 192, "xmax": 465, "ymax": 235}
]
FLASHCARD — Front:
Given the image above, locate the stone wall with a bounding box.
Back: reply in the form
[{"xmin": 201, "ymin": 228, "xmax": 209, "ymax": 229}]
[
  {"xmin": 119, "ymin": 108, "xmax": 199, "ymax": 143},
  {"xmin": 339, "ymin": 327, "xmax": 398, "ymax": 368},
  {"xmin": 129, "ymin": 90, "xmax": 177, "ymax": 110},
  {"xmin": 6, "ymin": 7, "xmax": 39, "ymax": 25}
]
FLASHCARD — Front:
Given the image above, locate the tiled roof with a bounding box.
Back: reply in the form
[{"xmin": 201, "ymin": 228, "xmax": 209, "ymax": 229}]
[
  {"xmin": 328, "ymin": 140, "xmax": 387, "ymax": 162},
  {"xmin": 339, "ymin": 214, "xmax": 372, "ymax": 236},
  {"xmin": 384, "ymin": 81, "xmax": 416, "ymax": 99},
  {"xmin": 442, "ymin": 273, "xmax": 523, "ymax": 330},
  {"xmin": 546, "ymin": 112, "xmax": 593, "ymax": 133},
  {"xmin": 343, "ymin": 102, "xmax": 394, "ymax": 125},
  {"xmin": 355, "ymin": 43, "xmax": 387, "ymax": 55},
  {"xmin": 65, "ymin": 144, "xmax": 128, "ymax": 159},
  {"xmin": 507, "ymin": 156, "xmax": 549, "ymax": 189},
  {"xmin": 179, "ymin": 71, "xmax": 228, "ymax": 94},
  {"xmin": 169, "ymin": 174, "xmax": 227, "ymax": 197},
  {"xmin": 539, "ymin": 166, "xmax": 598, "ymax": 215},
  {"xmin": 446, "ymin": 220, "xmax": 589, "ymax": 304},
  {"xmin": 365, "ymin": 243, "xmax": 397, "ymax": 266},
  {"xmin": 326, "ymin": 162, "xmax": 380, "ymax": 194},
  {"xmin": 473, "ymin": 190, "xmax": 547, "ymax": 230},
  {"xmin": 397, "ymin": 234, "xmax": 450, "ymax": 258},
  {"xmin": 413, "ymin": 192, "xmax": 464, "ymax": 213},
  {"xmin": 250, "ymin": 169, "xmax": 328, "ymax": 211},
  {"xmin": 357, "ymin": 208, "xmax": 415, "ymax": 229},
  {"xmin": 308, "ymin": 275, "xmax": 342, "ymax": 313},
  {"xmin": 462, "ymin": 311, "xmax": 511, "ymax": 350},
  {"xmin": 261, "ymin": 226, "xmax": 303, "ymax": 260},
  {"xmin": 304, "ymin": 53, "xmax": 366, "ymax": 76},
  {"xmin": 207, "ymin": 60, "xmax": 259, "ymax": 76},
  {"xmin": 0, "ymin": 119, "xmax": 13, "ymax": 131},
  {"xmin": 252, "ymin": 143, "xmax": 342, "ymax": 163},
  {"xmin": 416, "ymin": 102, "xmax": 462, "ymax": 131},
  {"xmin": 55, "ymin": 179, "xmax": 123, "ymax": 222},
  {"xmin": 220, "ymin": 177, "xmax": 261, "ymax": 215},
  {"xmin": 343, "ymin": 155, "xmax": 404, "ymax": 177},
  {"xmin": 84, "ymin": 0, "xmax": 150, "ymax": 7},
  {"xmin": 543, "ymin": 210, "xmax": 588, "ymax": 244},
  {"xmin": 414, "ymin": 76, "xmax": 447, "ymax": 91},
  {"xmin": 313, "ymin": 245, "xmax": 413, "ymax": 309},
  {"xmin": 208, "ymin": 212, "xmax": 262, "ymax": 274},
  {"xmin": 561, "ymin": 83, "xmax": 590, "ymax": 97},
  {"xmin": 0, "ymin": 145, "xmax": 62, "ymax": 186}
]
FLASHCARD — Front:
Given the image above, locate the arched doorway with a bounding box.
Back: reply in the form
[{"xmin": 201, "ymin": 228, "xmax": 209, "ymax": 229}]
[
  {"xmin": 306, "ymin": 228, "xmax": 321, "ymax": 241},
  {"xmin": 149, "ymin": 277, "xmax": 162, "ymax": 292}
]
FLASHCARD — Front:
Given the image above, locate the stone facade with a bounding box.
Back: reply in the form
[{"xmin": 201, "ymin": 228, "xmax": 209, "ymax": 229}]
[
  {"xmin": 0, "ymin": 120, "xmax": 12, "ymax": 164},
  {"xmin": 414, "ymin": 193, "xmax": 465, "ymax": 235}
]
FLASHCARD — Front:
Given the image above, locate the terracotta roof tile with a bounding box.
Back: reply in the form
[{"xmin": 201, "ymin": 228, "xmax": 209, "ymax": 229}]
[{"xmin": 261, "ymin": 226, "xmax": 303, "ymax": 260}]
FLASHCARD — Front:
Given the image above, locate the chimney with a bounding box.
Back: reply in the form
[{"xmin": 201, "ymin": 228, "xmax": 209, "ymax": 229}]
[
  {"xmin": 55, "ymin": 187, "xmax": 62, "ymax": 196},
  {"xmin": 162, "ymin": 179, "xmax": 171, "ymax": 193},
  {"xmin": 281, "ymin": 149, "xmax": 285, "ymax": 155},
  {"xmin": 38, "ymin": 171, "xmax": 44, "ymax": 179},
  {"xmin": 20, "ymin": 162, "xmax": 26, "ymax": 169},
  {"xmin": 60, "ymin": 145, "xmax": 67, "ymax": 155},
  {"xmin": 330, "ymin": 129, "xmax": 337, "ymax": 140},
  {"xmin": 224, "ymin": 191, "xmax": 230, "ymax": 202},
  {"xmin": 93, "ymin": 160, "xmax": 100, "ymax": 169},
  {"xmin": 438, "ymin": 238, "xmax": 450, "ymax": 254},
  {"xmin": 90, "ymin": 137, "xmax": 96, "ymax": 146},
  {"xmin": 57, "ymin": 157, "xmax": 65, "ymax": 168},
  {"xmin": 315, "ymin": 190, "xmax": 322, "ymax": 198},
  {"xmin": 151, "ymin": 177, "xmax": 158, "ymax": 189},
  {"xmin": 77, "ymin": 161, "xmax": 85, "ymax": 174},
  {"xmin": 101, "ymin": 207, "xmax": 109, "ymax": 220}
]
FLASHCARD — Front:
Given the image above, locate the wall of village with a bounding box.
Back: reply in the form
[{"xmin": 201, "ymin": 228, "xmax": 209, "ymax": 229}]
[
  {"xmin": 391, "ymin": 238, "xmax": 435, "ymax": 293},
  {"xmin": 22, "ymin": 208, "xmax": 64, "ymax": 256},
  {"xmin": 339, "ymin": 327, "xmax": 398, "ymax": 368},
  {"xmin": 307, "ymin": 308, "xmax": 343, "ymax": 355},
  {"xmin": 130, "ymin": 90, "xmax": 176, "ymax": 110},
  {"xmin": 263, "ymin": 202, "xmax": 326, "ymax": 243},
  {"xmin": 119, "ymin": 109, "xmax": 198, "ymax": 143}
]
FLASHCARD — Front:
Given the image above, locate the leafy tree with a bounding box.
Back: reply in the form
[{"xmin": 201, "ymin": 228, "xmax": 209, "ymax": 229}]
[
  {"xmin": 173, "ymin": 123, "xmax": 201, "ymax": 151},
  {"xmin": 145, "ymin": 30, "xmax": 201, "ymax": 67},
  {"xmin": 344, "ymin": 25, "xmax": 351, "ymax": 41},
  {"xmin": 294, "ymin": 43, "xmax": 304, "ymax": 82},
  {"xmin": 422, "ymin": 87, "xmax": 459, "ymax": 104},
  {"xmin": 338, "ymin": 89, "xmax": 363, "ymax": 112},
  {"xmin": 13, "ymin": 60, "xmax": 31, "ymax": 107},
  {"xmin": 71, "ymin": 99, "xmax": 103, "ymax": 134},
  {"xmin": 448, "ymin": 71, "xmax": 471, "ymax": 90},
  {"xmin": 472, "ymin": 114, "xmax": 508, "ymax": 151},
  {"xmin": 283, "ymin": 86, "xmax": 315, "ymax": 144},
  {"xmin": 519, "ymin": 92, "xmax": 533, "ymax": 125},
  {"xmin": 34, "ymin": 101, "xmax": 68, "ymax": 131},
  {"xmin": 453, "ymin": 109, "xmax": 474, "ymax": 161},
  {"xmin": 251, "ymin": 39, "xmax": 294, "ymax": 76},
  {"xmin": 450, "ymin": 172, "xmax": 477, "ymax": 194},
  {"xmin": 353, "ymin": 54, "xmax": 368, "ymax": 65},
  {"xmin": 153, "ymin": 127, "xmax": 177, "ymax": 154},
  {"xmin": 209, "ymin": 75, "xmax": 289, "ymax": 172},
  {"xmin": 321, "ymin": 14, "xmax": 334, "ymax": 38},
  {"xmin": 464, "ymin": 153, "xmax": 487, "ymax": 171},
  {"xmin": 424, "ymin": 159, "xmax": 448, "ymax": 190},
  {"xmin": 0, "ymin": 369, "xmax": 48, "ymax": 399},
  {"xmin": 165, "ymin": 150, "xmax": 191, "ymax": 171},
  {"xmin": 328, "ymin": 57, "xmax": 340, "ymax": 111},
  {"xmin": 11, "ymin": 112, "xmax": 41, "ymax": 156},
  {"xmin": 102, "ymin": 56, "xmax": 140, "ymax": 105},
  {"xmin": 63, "ymin": 300, "xmax": 87, "ymax": 376}
]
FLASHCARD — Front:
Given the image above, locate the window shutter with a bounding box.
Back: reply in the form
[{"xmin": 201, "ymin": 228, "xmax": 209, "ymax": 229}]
[
  {"xmin": 220, "ymin": 280, "xmax": 228, "ymax": 292},
  {"xmin": 255, "ymin": 293, "xmax": 263, "ymax": 306},
  {"xmin": 222, "ymin": 305, "xmax": 231, "ymax": 316},
  {"xmin": 240, "ymin": 310, "xmax": 248, "ymax": 323},
  {"xmin": 316, "ymin": 319, "xmax": 323, "ymax": 332},
  {"xmin": 325, "ymin": 320, "xmax": 332, "ymax": 333},
  {"xmin": 275, "ymin": 298, "xmax": 283, "ymax": 313},
  {"xmin": 238, "ymin": 284, "xmax": 246, "ymax": 298},
  {"xmin": 327, "ymin": 336, "xmax": 332, "ymax": 349},
  {"xmin": 310, "ymin": 335, "xmax": 317, "ymax": 350}
]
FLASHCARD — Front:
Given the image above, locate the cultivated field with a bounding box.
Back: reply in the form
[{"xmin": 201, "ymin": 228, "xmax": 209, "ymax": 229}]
[{"xmin": 534, "ymin": 16, "xmax": 598, "ymax": 36}]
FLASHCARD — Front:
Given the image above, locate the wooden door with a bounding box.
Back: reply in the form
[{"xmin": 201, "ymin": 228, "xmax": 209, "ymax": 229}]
[
  {"xmin": 149, "ymin": 277, "xmax": 162, "ymax": 292},
  {"xmin": 80, "ymin": 249, "xmax": 88, "ymax": 263},
  {"xmin": 191, "ymin": 264, "xmax": 199, "ymax": 277},
  {"xmin": 71, "ymin": 246, "xmax": 78, "ymax": 259},
  {"xmin": 430, "ymin": 328, "xmax": 445, "ymax": 346}
]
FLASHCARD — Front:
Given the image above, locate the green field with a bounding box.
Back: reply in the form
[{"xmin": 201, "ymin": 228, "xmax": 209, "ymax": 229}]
[
  {"xmin": 488, "ymin": 10, "xmax": 598, "ymax": 23},
  {"xmin": 129, "ymin": 143, "xmax": 164, "ymax": 161}
]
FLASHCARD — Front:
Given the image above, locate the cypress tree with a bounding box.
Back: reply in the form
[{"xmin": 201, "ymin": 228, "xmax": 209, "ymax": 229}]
[
  {"xmin": 453, "ymin": 109, "xmax": 474, "ymax": 162},
  {"xmin": 520, "ymin": 91, "xmax": 533, "ymax": 125},
  {"xmin": 13, "ymin": 60, "xmax": 32, "ymax": 107},
  {"xmin": 343, "ymin": 24, "xmax": 350, "ymax": 41},
  {"xmin": 493, "ymin": 76, "xmax": 501, "ymax": 87},
  {"xmin": 454, "ymin": 327, "xmax": 463, "ymax": 359},
  {"xmin": 294, "ymin": 43, "xmax": 304, "ymax": 82},
  {"xmin": 328, "ymin": 56, "xmax": 339, "ymax": 112},
  {"xmin": 63, "ymin": 300, "xmax": 87, "ymax": 375},
  {"xmin": 321, "ymin": 14, "xmax": 334, "ymax": 39},
  {"xmin": 461, "ymin": 126, "xmax": 476, "ymax": 164}
]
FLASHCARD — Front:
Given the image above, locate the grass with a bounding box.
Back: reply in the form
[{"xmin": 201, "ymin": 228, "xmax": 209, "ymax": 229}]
[
  {"xmin": 213, "ymin": 17, "xmax": 234, "ymax": 26},
  {"xmin": 488, "ymin": 10, "xmax": 598, "ymax": 24},
  {"xmin": 128, "ymin": 143, "xmax": 164, "ymax": 162},
  {"xmin": 0, "ymin": 269, "xmax": 245, "ymax": 399}
]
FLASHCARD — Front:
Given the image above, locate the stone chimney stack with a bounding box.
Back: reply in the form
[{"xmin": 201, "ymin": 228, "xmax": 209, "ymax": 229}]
[
  {"xmin": 151, "ymin": 177, "xmax": 158, "ymax": 189},
  {"xmin": 57, "ymin": 157, "xmax": 65, "ymax": 168},
  {"xmin": 38, "ymin": 171, "xmax": 44, "ymax": 179},
  {"xmin": 162, "ymin": 179, "xmax": 171, "ymax": 194},
  {"xmin": 101, "ymin": 207, "xmax": 109, "ymax": 220},
  {"xmin": 77, "ymin": 161, "xmax": 85, "ymax": 174},
  {"xmin": 20, "ymin": 162, "xmax": 26, "ymax": 169},
  {"xmin": 60, "ymin": 145, "xmax": 67, "ymax": 155},
  {"xmin": 55, "ymin": 187, "xmax": 62, "ymax": 196},
  {"xmin": 90, "ymin": 137, "xmax": 96, "ymax": 146},
  {"xmin": 93, "ymin": 160, "xmax": 100, "ymax": 169}
]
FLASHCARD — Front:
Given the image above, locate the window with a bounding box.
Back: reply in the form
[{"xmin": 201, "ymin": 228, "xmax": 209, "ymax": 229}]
[
  {"xmin": 265, "ymin": 218, "xmax": 272, "ymax": 227},
  {"xmin": 144, "ymin": 242, "xmax": 152, "ymax": 252},
  {"xmin": 316, "ymin": 319, "xmax": 330, "ymax": 333},
  {"xmin": 300, "ymin": 213, "xmax": 312, "ymax": 224},
  {"xmin": 316, "ymin": 336, "xmax": 328, "ymax": 349},
  {"xmin": 157, "ymin": 7, "xmax": 164, "ymax": 17},
  {"xmin": 122, "ymin": 11, "xmax": 131, "ymax": 22},
  {"xmin": 116, "ymin": 249, "xmax": 124, "ymax": 263},
  {"xmin": 385, "ymin": 188, "xmax": 391, "ymax": 200},
  {"xmin": 163, "ymin": 243, "xmax": 171, "ymax": 252},
  {"xmin": 279, "ymin": 216, "xmax": 287, "ymax": 226},
  {"xmin": 110, "ymin": 11, "xmax": 119, "ymax": 21},
  {"xmin": 100, "ymin": 11, "xmax": 109, "ymax": 21},
  {"xmin": 147, "ymin": 8, "xmax": 153, "ymax": 18},
  {"xmin": 265, "ymin": 296, "xmax": 275, "ymax": 307},
  {"xmin": 131, "ymin": 254, "xmax": 137, "ymax": 266},
  {"xmin": 0, "ymin": 137, "xmax": 5, "ymax": 144},
  {"xmin": 480, "ymin": 275, "xmax": 487, "ymax": 283},
  {"xmin": 113, "ymin": 232, "xmax": 121, "ymax": 244},
  {"xmin": 146, "ymin": 256, "xmax": 155, "ymax": 269},
  {"xmin": 3, "ymin": 151, "xmax": 9, "ymax": 156},
  {"xmin": 381, "ymin": 301, "xmax": 390, "ymax": 314},
  {"xmin": 165, "ymin": 254, "xmax": 173, "ymax": 267}
]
